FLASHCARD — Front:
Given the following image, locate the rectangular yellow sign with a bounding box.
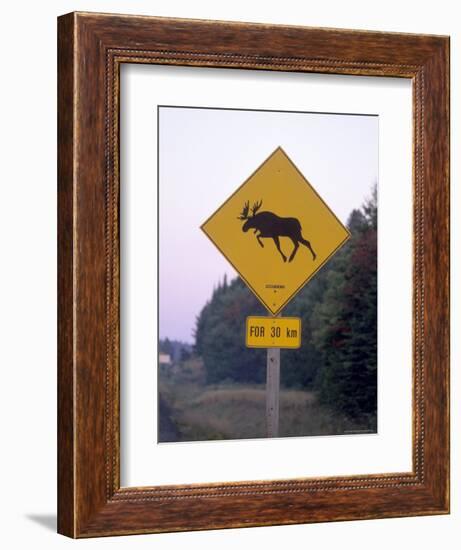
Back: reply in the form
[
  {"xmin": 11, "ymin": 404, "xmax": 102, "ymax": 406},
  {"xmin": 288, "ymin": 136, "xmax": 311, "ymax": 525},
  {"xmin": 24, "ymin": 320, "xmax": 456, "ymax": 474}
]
[{"xmin": 246, "ymin": 316, "xmax": 301, "ymax": 349}]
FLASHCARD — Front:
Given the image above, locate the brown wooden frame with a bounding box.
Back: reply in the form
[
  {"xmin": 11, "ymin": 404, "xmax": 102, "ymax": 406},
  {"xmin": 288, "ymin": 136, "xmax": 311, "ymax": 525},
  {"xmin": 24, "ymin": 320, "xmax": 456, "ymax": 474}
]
[{"xmin": 58, "ymin": 11, "xmax": 450, "ymax": 538}]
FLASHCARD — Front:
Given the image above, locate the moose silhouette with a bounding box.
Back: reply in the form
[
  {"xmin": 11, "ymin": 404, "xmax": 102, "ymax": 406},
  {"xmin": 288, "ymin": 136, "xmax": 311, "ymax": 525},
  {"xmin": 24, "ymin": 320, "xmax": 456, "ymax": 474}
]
[{"xmin": 238, "ymin": 200, "xmax": 316, "ymax": 263}]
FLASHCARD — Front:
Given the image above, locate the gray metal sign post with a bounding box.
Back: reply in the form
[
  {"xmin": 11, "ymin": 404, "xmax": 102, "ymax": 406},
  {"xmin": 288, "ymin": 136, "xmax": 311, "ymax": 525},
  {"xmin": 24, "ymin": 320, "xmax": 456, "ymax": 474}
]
[{"xmin": 266, "ymin": 346, "xmax": 281, "ymax": 438}]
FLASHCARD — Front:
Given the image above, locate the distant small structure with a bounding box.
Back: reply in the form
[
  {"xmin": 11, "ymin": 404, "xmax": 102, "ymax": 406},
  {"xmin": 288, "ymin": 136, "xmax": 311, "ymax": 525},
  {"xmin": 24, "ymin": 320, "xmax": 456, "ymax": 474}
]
[{"xmin": 159, "ymin": 353, "xmax": 172, "ymax": 366}]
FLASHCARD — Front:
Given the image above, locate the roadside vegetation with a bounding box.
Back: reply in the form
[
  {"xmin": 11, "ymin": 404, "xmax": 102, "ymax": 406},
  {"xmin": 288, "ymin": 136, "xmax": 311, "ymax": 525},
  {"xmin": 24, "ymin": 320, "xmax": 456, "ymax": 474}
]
[{"xmin": 159, "ymin": 188, "xmax": 377, "ymax": 442}]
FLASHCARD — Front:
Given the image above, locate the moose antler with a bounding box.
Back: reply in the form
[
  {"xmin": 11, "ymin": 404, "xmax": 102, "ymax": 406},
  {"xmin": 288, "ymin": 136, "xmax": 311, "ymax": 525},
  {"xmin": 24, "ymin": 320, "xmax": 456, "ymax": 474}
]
[
  {"xmin": 251, "ymin": 200, "xmax": 263, "ymax": 216},
  {"xmin": 238, "ymin": 201, "xmax": 250, "ymax": 220}
]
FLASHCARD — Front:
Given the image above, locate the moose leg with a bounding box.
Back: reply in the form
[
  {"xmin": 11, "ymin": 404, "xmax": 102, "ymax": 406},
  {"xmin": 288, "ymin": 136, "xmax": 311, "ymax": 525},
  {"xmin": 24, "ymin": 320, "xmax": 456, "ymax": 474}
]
[
  {"xmin": 299, "ymin": 237, "xmax": 316, "ymax": 260},
  {"xmin": 288, "ymin": 239, "xmax": 299, "ymax": 262},
  {"xmin": 256, "ymin": 234, "xmax": 264, "ymax": 248},
  {"xmin": 273, "ymin": 236, "xmax": 287, "ymax": 262}
]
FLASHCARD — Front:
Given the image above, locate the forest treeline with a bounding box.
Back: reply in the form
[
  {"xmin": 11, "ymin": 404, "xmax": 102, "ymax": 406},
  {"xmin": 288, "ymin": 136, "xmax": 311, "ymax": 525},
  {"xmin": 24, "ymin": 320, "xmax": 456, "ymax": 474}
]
[{"xmin": 193, "ymin": 189, "xmax": 377, "ymax": 423}]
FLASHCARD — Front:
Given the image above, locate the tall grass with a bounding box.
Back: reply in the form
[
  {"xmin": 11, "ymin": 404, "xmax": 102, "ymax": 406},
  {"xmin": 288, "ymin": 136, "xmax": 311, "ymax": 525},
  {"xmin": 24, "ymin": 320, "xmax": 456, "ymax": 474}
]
[{"xmin": 159, "ymin": 358, "xmax": 375, "ymax": 442}]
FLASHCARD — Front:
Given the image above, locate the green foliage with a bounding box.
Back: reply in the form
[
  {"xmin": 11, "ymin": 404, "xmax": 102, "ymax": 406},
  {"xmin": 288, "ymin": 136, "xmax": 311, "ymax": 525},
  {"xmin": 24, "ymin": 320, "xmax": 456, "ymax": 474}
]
[
  {"xmin": 194, "ymin": 277, "xmax": 267, "ymax": 384},
  {"xmin": 312, "ymin": 191, "xmax": 377, "ymax": 421},
  {"xmin": 194, "ymin": 187, "xmax": 377, "ymax": 422},
  {"xmin": 159, "ymin": 338, "xmax": 192, "ymax": 364},
  {"xmin": 159, "ymin": 337, "xmax": 174, "ymax": 356}
]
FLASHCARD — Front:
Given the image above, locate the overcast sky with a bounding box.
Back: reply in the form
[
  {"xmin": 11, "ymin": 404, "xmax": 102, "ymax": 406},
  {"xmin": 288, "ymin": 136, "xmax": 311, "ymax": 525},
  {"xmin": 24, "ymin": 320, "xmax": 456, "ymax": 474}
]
[{"xmin": 159, "ymin": 106, "xmax": 378, "ymax": 343}]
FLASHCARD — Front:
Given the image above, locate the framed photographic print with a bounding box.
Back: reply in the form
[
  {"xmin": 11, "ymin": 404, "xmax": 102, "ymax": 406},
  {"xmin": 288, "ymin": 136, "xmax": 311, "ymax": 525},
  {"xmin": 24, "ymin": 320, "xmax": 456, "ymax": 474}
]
[{"xmin": 58, "ymin": 12, "xmax": 450, "ymax": 537}]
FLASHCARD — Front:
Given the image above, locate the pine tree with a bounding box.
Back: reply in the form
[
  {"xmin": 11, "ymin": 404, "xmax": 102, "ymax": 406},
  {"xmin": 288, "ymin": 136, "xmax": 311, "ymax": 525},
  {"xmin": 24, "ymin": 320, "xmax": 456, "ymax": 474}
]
[
  {"xmin": 194, "ymin": 277, "xmax": 266, "ymax": 384},
  {"xmin": 312, "ymin": 189, "xmax": 377, "ymax": 422}
]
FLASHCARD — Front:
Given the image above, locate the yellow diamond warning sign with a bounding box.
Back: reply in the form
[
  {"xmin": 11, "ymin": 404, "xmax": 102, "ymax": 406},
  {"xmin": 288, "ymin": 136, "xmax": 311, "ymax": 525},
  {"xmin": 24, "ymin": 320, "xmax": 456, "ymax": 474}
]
[{"xmin": 201, "ymin": 147, "xmax": 350, "ymax": 315}]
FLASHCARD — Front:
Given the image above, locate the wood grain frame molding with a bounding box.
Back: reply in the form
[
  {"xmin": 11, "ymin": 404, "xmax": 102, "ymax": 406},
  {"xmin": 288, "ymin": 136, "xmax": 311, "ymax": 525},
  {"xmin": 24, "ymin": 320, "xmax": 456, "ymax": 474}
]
[{"xmin": 58, "ymin": 12, "xmax": 450, "ymax": 538}]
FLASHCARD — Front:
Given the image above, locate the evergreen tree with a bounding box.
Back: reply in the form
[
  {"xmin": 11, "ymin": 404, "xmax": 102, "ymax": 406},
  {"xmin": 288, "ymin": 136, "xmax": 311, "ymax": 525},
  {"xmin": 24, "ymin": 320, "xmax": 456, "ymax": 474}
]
[
  {"xmin": 312, "ymin": 190, "xmax": 377, "ymax": 421},
  {"xmin": 194, "ymin": 277, "xmax": 266, "ymax": 384}
]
